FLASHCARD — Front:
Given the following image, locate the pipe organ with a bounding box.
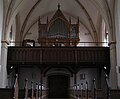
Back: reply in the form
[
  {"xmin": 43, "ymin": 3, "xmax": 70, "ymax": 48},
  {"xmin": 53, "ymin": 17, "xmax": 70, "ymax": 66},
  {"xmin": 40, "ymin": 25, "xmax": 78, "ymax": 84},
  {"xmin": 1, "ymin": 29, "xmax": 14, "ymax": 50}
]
[{"xmin": 38, "ymin": 4, "xmax": 80, "ymax": 47}]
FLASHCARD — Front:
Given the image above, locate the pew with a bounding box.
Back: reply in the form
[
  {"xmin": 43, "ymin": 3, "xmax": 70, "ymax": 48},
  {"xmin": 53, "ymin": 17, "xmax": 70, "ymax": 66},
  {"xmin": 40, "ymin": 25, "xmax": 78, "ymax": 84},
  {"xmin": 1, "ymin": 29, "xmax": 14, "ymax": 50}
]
[
  {"xmin": 1, "ymin": 74, "xmax": 120, "ymax": 99},
  {"xmin": 69, "ymin": 79, "xmax": 105, "ymax": 99},
  {"xmin": 0, "ymin": 88, "xmax": 13, "ymax": 99},
  {"xmin": 12, "ymin": 74, "xmax": 48, "ymax": 99}
]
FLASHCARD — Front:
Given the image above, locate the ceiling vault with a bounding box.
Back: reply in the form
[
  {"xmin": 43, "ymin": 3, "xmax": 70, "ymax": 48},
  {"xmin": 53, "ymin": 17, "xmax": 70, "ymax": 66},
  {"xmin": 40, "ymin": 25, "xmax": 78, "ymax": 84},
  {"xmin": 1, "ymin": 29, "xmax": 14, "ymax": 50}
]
[
  {"xmin": 104, "ymin": 0, "xmax": 114, "ymax": 41},
  {"xmin": 75, "ymin": 0, "xmax": 99, "ymax": 42},
  {"xmin": 4, "ymin": 0, "xmax": 15, "ymax": 40},
  {"xmin": 23, "ymin": 17, "xmax": 39, "ymax": 40},
  {"xmin": 20, "ymin": 0, "xmax": 43, "ymax": 42},
  {"xmin": 2, "ymin": 0, "xmax": 115, "ymax": 45}
]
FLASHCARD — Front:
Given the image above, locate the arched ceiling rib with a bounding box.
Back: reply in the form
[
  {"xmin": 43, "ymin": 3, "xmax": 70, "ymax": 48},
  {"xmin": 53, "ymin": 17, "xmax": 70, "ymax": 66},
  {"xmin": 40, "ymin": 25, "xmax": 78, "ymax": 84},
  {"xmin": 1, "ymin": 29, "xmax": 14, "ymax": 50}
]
[
  {"xmin": 3, "ymin": 0, "xmax": 15, "ymax": 39},
  {"xmin": 20, "ymin": 0, "xmax": 42, "ymax": 41},
  {"xmin": 21, "ymin": 0, "xmax": 98, "ymax": 42},
  {"xmin": 4, "ymin": 0, "xmax": 30, "ymax": 40},
  {"xmin": 4, "ymin": 0, "xmax": 115, "ymax": 43},
  {"xmin": 104, "ymin": 0, "xmax": 115, "ymax": 40},
  {"xmin": 90, "ymin": 0, "xmax": 115, "ymax": 40},
  {"xmin": 75, "ymin": 0, "xmax": 98, "ymax": 41}
]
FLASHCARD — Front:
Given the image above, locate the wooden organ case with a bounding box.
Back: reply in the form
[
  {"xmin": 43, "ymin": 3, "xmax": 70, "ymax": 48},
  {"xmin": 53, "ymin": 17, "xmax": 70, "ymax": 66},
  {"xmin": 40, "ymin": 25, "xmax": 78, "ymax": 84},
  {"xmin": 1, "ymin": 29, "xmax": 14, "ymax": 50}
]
[{"xmin": 38, "ymin": 4, "xmax": 80, "ymax": 47}]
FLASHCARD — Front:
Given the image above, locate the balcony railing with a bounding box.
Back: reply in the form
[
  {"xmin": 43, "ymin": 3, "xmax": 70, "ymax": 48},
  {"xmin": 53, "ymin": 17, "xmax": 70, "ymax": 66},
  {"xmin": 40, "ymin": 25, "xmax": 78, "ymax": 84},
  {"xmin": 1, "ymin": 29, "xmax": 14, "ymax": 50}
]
[
  {"xmin": 7, "ymin": 46, "xmax": 110, "ymax": 73},
  {"xmin": 7, "ymin": 46, "xmax": 110, "ymax": 63},
  {"xmin": 8, "ymin": 41, "xmax": 109, "ymax": 47}
]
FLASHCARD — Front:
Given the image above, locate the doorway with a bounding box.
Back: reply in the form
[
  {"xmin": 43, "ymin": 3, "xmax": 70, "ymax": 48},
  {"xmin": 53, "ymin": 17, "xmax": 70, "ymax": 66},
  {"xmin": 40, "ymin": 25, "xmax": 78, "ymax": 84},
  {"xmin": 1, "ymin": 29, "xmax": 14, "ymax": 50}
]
[{"xmin": 47, "ymin": 74, "xmax": 70, "ymax": 98}]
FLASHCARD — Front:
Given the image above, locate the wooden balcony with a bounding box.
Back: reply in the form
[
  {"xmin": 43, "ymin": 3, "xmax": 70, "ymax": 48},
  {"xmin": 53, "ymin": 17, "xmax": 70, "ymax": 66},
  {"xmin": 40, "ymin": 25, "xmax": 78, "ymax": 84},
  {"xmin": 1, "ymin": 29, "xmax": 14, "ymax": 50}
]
[{"xmin": 7, "ymin": 46, "xmax": 110, "ymax": 73}]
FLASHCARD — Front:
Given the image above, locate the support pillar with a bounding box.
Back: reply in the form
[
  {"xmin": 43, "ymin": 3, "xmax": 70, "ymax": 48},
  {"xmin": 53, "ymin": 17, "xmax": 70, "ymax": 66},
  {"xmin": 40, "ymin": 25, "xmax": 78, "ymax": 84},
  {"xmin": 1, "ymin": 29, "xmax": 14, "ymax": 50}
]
[
  {"xmin": 109, "ymin": 42, "xmax": 118, "ymax": 89},
  {"xmin": 0, "ymin": 42, "xmax": 8, "ymax": 88}
]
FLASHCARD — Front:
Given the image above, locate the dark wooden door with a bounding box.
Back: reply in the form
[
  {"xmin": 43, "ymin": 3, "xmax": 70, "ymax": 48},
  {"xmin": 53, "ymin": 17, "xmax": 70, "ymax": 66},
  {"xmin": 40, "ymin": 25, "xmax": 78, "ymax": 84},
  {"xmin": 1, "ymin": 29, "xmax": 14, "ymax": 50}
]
[{"xmin": 48, "ymin": 75, "xmax": 69, "ymax": 98}]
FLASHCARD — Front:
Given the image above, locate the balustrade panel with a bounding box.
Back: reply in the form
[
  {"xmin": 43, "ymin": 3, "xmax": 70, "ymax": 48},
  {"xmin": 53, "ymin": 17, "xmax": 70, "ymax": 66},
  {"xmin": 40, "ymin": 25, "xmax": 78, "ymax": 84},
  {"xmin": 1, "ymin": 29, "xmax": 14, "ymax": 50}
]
[{"xmin": 7, "ymin": 47, "xmax": 110, "ymax": 66}]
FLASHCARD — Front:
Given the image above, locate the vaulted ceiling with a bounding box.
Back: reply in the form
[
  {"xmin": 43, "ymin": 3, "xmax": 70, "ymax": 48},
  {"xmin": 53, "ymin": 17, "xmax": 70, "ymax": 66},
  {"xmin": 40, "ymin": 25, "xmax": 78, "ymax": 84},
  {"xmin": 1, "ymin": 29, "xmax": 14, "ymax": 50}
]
[{"xmin": 3, "ymin": 0, "xmax": 115, "ymax": 44}]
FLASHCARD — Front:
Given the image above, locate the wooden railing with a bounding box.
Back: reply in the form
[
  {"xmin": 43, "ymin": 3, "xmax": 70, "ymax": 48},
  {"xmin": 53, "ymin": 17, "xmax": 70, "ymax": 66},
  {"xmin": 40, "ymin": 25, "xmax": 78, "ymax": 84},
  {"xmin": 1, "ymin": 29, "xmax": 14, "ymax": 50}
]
[
  {"xmin": 13, "ymin": 74, "xmax": 18, "ymax": 99},
  {"xmin": 93, "ymin": 78, "xmax": 97, "ymax": 99},
  {"xmin": 69, "ymin": 79, "xmax": 105, "ymax": 99},
  {"xmin": 13, "ymin": 74, "xmax": 48, "ymax": 99},
  {"xmin": 7, "ymin": 47, "xmax": 110, "ymax": 71},
  {"xmin": 0, "ymin": 88, "xmax": 13, "ymax": 99},
  {"xmin": 7, "ymin": 46, "xmax": 110, "ymax": 63},
  {"xmin": 8, "ymin": 41, "xmax": 109, "ymax": 47},
  {"xmin": 105, "ymin": 74, "xmax": 111, "ymax": 99},
  {"xmin": 69, "ymin": 89, "xmax": 120, "ymax": 99},
  {"xmin": 0, "ymin": 79, "xmax": 120, "ymax": 99},
  {"xmin": 70, "ymin": 88, "xmax": 104, "ymax": 99},
  {"xmin": 69, "ymin": 77, "xmax": 120, "ymax": 99}
]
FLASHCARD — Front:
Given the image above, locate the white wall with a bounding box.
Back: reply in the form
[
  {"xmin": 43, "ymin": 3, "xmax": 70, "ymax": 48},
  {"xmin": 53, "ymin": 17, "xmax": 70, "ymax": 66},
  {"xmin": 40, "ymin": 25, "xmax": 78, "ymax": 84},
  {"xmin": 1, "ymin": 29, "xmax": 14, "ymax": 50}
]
[
  {"xmin": 0, "ymin": 0, "xmax": 3, "ymax": 88},
  {"xmin": 19, "ymin": 67, "xmax": 41, "ymax": 89},
  {"xmin": 76, "ymin": 68, "xmax": 99, "ymax": 90},
  {"xmin": 18, "ymin": 67, "xmax": 73, "ymax": 89},
  {"xmin": 8, "ymin": 66, "xmax": 107, "ymax": 91},
  {"xmin": 115, "ymin": 0, "xmax": 120, "ymax": 88}
]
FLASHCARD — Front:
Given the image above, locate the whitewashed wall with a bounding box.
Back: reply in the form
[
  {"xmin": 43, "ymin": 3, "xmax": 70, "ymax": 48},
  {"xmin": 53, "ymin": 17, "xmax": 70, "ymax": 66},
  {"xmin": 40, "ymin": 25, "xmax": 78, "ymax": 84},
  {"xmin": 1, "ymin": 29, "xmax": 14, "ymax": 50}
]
[
  {"xmin": 0, "ymin": 0, "xmax": 3, "ymax": 88},
  {"xmin": 19, "ymin": 67, "xmax": 41, "ymax": 89},
  {"xmin": 76, "ymin": 68, "xmax": 98, "ymax": 90},
  {"xmin": 115, "ymin": 0, "xmax": 120, "ymax": 88},
  {"xmin": 16, "ymin": 67, "xmax": 105, "ymax": 90}
]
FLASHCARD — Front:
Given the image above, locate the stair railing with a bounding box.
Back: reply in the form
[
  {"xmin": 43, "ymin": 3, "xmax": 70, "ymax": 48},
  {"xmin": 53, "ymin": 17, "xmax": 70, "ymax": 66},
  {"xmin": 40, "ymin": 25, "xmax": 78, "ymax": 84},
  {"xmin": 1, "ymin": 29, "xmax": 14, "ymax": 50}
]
[
  {"xmin": 73, "ymin": 84, "xmax": 77, "ymax": 98},
  {"xmin": 105, "ymin": 74, "xmax": 110, "ymax": 99},
  {"xmin": 13, "ymin": 74, "xmax": 19, "ymax": 99},
  {"xmin": 80, "ymin": 83, "xmax": 83, "ymax": 99},
  {"xmin": 85, "ymin": 81, "xmax": 88, "ymax": 99},
  {"xmin": 93, "ymin": 78, "xmax": 97, "ymax": 99},
  {"xmin": 24, "ymin": 78, "xmax": 28, "ymax": 99},
  {"xmin": 38, "ymin": 83, "xmax": 41, "ymax": 99},
  {"xmin": 69, "ymin": 85, "xmax": 75, "ymax": 98},
  {"xmin": 35, "ymin": 83, "xmax": 38, "ymax": 99},
  {"xmin": 77, "ymin": 84, "xmax": 80, "ymax": 98},
  {"xmin": 43, "ymin": 84, "xmax": 48, "ymax": 98},
  {"xmin": 31, "ymin": 81, "xmax": 34, "ymax": 99}
]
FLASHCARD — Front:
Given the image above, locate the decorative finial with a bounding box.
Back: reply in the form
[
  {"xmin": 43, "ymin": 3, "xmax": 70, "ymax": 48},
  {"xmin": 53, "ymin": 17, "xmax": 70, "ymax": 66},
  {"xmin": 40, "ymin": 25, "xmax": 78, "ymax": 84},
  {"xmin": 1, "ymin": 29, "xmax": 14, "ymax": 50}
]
[{"xmin": 58, "ymin": 3, "xmax": 60, "ymax": 9}]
